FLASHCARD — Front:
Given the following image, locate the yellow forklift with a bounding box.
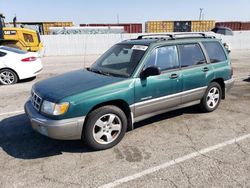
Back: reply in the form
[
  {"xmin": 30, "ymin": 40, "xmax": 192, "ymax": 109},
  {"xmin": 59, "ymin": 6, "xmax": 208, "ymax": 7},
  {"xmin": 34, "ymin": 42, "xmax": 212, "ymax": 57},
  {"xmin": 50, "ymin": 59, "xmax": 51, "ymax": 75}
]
[{"xmin": 0, "ymin": 14, "xmax": 42, "ymax": 52}]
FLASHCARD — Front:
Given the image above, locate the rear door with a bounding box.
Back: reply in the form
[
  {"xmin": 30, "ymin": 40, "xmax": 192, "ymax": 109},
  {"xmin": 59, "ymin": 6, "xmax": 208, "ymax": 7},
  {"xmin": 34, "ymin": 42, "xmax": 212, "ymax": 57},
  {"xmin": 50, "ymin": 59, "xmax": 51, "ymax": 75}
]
[
  {"xmin": 201, "ymin": 41, "xmax": 231, "ymax": 80},
  {"xmin": 178, "ymin": 43, "xmax": 213, "ymax": 103}
]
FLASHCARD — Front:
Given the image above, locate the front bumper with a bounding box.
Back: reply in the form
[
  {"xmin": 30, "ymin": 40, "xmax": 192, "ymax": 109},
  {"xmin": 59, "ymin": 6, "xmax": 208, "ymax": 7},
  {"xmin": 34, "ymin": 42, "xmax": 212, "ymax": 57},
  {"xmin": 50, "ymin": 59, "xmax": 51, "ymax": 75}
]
[
  {"xmin": 224, "ymin": 78, "xmax": 235, "ymax": 92},
  {"xmin": 24, "ymin": 100, "xmax": 85, "ymax": 140}
]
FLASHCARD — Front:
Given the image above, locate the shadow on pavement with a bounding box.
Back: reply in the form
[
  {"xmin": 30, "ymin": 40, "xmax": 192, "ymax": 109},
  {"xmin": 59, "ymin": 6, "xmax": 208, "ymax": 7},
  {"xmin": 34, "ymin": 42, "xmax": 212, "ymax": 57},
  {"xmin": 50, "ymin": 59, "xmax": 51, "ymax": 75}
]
[
  {"xmin": 243, "ymin": 76, "xmax": 250, "ymax": 83},
  {"xmin": 18, "ymin": 76, "xmax": 37, "ymax": 83},
  {"xmin": 134, "ymin": 105, "xmax": 200, "ymax": 129},
  {"xmin": 0, "ymin": 106, "xmax": 200, "ymax": 160},
  {"xmin": 0, "ymin": 113, "xmax": 92, "ymax": 160}
]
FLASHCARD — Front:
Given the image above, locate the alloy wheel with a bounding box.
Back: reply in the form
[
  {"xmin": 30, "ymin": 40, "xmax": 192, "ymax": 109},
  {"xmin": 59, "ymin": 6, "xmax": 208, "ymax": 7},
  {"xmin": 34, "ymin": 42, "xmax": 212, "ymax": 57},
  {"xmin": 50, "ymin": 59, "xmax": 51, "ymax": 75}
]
[
  {"xmin": 206, "ymin": 87, "xmax": 220, "ymax": 109},
  {"xmin": 0, "ymin": 71, "xmax": 15, "ymax": 85},
  {"xmin": 93, "ymin": 113, "xmax": 122, "ymax": 144}
]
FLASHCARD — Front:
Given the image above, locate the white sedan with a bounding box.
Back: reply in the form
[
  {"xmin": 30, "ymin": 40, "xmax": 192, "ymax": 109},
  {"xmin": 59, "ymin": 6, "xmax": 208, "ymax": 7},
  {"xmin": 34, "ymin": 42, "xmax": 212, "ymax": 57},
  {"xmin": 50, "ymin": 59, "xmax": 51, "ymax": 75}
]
[{"xmin": 0, "ymin": 46, "xmax": 43, "ymax": 85}]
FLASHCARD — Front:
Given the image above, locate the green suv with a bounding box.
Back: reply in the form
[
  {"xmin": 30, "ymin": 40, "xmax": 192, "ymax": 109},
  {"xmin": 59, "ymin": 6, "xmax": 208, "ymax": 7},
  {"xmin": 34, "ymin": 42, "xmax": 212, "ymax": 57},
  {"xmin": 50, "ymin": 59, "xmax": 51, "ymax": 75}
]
[{"xmin": 25, "ymin": 33, "xmax": 234, "ymax": 150}]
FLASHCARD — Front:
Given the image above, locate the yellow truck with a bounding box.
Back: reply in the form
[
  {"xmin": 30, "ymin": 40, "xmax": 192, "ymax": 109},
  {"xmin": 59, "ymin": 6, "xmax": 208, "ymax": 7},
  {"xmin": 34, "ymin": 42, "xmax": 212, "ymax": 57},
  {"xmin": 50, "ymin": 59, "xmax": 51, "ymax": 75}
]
[{"xmin": 0, "ymin": 14, "xmax": 42, "ymax": 52}]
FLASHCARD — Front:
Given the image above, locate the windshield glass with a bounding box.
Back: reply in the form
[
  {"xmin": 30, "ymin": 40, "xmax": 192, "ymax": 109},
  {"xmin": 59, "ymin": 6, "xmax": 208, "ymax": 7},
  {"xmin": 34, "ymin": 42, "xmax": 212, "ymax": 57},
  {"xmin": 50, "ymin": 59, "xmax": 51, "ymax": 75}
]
[{"xmin": 90, "ymin": 44, "xmax": 148, "ymax": 77}]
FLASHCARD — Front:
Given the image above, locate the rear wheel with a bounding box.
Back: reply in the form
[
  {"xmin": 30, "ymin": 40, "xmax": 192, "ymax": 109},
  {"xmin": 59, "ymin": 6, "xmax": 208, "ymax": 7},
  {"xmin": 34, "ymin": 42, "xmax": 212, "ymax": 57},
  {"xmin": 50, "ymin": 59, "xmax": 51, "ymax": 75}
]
[
  {"xmin": 0, "ymin": 69, "xmax": 18, "ymax": 85},
  {"xmin": 83, "ymin": 105, "xmax": 127, "ymax": 150},
  {"xmin": 200, "ymin": 82, "xmax": 222, "ymax": 112}
]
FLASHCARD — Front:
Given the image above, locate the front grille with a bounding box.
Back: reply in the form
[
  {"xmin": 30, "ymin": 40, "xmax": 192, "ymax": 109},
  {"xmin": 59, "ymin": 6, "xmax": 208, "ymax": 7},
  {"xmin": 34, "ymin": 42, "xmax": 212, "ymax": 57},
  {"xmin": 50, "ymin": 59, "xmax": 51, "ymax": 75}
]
[{"xmin": 31, "ymin": 90, "xmax": 42, "ymax": 111}]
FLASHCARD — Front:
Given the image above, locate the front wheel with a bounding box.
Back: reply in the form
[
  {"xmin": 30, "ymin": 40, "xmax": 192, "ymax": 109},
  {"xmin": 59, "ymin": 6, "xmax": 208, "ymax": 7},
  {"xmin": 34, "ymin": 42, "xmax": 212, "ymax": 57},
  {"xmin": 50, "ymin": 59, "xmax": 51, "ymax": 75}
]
[
  {"xmin": 0, "ymin": 69, "xmax": 18, "ymax": 85},
  {"xmin": 83, "ymin": 105, "xmax": 127, "ymax": 150},
  {"xmin": 200, "ymin": 82, "xmax": 222, "ymax": 112}
]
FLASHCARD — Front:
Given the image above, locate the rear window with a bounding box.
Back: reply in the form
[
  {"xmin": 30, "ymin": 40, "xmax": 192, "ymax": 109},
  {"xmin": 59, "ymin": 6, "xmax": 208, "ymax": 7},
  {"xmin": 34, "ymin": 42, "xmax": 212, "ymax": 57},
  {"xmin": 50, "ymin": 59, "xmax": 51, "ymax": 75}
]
[
  {"xmin": 202, "ymin": 41, "xmax": 227, "ymax": 63},
  {"xmin": 0, "ymin": 46, "xmax": 27, "ymax": 54}
]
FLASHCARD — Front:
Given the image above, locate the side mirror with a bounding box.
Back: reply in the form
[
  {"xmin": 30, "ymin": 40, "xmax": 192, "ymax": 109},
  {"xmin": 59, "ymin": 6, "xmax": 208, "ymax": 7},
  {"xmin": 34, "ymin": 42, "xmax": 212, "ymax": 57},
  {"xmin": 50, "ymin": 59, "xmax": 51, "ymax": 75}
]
[
  {"xmin": 223, "ymin": 43, "xmax": 231, "ymax": 54},
  {"xmin": 140, "ymin": 66, "xmax": 161, "ymax": 79},
  {"xmin": 226, "ymin": 49, "xmax": 231, "ymax": 54}
]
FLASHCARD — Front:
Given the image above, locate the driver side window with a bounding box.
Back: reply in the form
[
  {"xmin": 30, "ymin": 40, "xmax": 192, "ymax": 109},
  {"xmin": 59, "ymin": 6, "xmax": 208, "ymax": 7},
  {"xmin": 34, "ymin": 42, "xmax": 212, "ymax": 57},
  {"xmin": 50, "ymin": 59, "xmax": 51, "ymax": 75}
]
[{"xmin": 145, "ymin": 46, "xmax": 179, "ymax": 71}]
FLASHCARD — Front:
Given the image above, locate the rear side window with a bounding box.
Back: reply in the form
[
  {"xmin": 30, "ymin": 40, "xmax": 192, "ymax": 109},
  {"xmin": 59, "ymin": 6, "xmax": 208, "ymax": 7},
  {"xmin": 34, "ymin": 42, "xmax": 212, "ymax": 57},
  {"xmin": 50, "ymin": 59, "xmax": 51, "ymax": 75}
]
[
  {"xmin": 145, "ymin": 46, "xmax": 179, "ymax": 71},
  {"xmin": 202, "ymin": 41, "xmax": 227, "ymax": 63},
  {"xmin": 178, "ymin": 44, "xmax": 206, "ymax": 68}
]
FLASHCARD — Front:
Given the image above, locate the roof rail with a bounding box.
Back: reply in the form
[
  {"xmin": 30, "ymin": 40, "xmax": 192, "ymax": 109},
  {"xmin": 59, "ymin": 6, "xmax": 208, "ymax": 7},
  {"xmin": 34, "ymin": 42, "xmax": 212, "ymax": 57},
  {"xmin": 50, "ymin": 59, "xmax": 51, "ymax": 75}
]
[
  {"xmin": 171, "ymin": 32, "xmax": 210, "ymax": 38},
  {"xmin": 137, "ymin": 33, "xmax": 214, "ymax": 40},
  {"xmin": 137, "ymin": 34, "xmax": 174, "ymax": 40}
]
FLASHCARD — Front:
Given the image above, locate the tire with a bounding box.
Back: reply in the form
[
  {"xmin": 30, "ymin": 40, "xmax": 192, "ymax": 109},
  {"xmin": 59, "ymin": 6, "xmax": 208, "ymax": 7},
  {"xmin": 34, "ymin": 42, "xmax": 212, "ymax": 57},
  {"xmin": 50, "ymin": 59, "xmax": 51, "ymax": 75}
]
[
  {"xmin": 200, "ymin": 82, "xmax": 222, "ymax": 112},
  {"xmin": 0, "ymin": 69, "xmax": 18, "ymax": 85},
  {"xmin": 83, "ymin": 105, "xmax": 127, "ymax": 150}
]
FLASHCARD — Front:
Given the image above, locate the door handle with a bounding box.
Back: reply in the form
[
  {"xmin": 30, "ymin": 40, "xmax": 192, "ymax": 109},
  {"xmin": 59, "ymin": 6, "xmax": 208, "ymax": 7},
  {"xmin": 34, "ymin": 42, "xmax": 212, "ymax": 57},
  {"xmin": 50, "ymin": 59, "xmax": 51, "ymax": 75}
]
[
  {"xmin": 202, "ymin": 67, "xmax": 209, "ymax": 72},
  {"xmin": 170, "ymin": 73, "xmax": 179, "ymax": 79}
]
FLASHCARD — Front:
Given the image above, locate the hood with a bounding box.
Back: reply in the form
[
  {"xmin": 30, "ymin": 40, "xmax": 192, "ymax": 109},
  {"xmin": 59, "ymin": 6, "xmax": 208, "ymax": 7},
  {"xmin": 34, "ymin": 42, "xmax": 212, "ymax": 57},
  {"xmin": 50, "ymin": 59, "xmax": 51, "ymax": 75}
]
[{"xmin": 33, "ymin": 69, "xmax": 125, "ymax": 102}]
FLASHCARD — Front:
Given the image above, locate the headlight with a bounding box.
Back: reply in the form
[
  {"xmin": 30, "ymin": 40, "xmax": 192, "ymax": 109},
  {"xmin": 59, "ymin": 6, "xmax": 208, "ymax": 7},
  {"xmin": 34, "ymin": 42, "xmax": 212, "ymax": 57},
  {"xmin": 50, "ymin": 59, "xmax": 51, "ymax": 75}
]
[{"xmin": 41, "ymin": 100, "xmax": 69, "ymax": 115}]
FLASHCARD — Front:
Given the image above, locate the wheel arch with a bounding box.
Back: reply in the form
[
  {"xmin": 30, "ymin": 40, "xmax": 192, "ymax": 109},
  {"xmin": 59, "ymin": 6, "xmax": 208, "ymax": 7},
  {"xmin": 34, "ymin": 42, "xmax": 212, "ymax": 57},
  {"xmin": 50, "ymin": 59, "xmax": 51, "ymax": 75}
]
[
  {"xmin": 210, "ymin": 78, "xmax": 225, "ymax": 99},
  {"xmin": 84, "ymin": 99, "xmax": 133, "ymax": 132}
]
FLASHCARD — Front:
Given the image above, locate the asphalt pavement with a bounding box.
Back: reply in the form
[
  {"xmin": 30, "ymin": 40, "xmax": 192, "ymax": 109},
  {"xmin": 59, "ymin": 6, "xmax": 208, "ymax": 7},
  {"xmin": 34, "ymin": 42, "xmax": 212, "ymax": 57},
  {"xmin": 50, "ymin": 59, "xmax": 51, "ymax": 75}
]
[{"xmin": 0, "ymin": 51, "xmax": 249, "ymax": 188}]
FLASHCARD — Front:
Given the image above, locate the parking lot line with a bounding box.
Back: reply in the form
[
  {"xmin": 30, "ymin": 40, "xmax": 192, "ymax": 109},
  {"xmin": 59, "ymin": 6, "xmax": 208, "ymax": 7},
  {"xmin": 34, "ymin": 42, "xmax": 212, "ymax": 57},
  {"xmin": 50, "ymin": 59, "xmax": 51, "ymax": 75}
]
[
  {"xmin": 99, "ymin": 133, "xmax": 250, "ymax": 188},
  {"xmin": 0, "ymin": 110, "xmax": 24, "ymax": 117}
]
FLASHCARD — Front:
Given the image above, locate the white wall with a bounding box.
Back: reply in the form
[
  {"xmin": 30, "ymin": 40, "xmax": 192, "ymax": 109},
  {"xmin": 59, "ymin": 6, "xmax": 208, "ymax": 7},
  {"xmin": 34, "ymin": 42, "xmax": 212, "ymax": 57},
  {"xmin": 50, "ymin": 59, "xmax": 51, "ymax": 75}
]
[
  {"xmin": 40, "ymin": 31, "xmax": 250, "ymax": 56},
  {"xmin": 218, "ymin": 31, "xmax": 250, "ymax": 50}
]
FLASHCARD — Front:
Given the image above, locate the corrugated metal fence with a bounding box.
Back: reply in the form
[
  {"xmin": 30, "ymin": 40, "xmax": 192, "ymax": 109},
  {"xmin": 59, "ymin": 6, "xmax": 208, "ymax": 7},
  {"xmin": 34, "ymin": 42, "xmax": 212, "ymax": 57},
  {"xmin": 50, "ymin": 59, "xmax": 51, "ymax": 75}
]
[
  {"xmin": 41, "ymin": 31, "xmax": 250, "ymax": 56},
  {"xmin": 41, "ymin": 34, "xmax": 138, "ymax": 56}
]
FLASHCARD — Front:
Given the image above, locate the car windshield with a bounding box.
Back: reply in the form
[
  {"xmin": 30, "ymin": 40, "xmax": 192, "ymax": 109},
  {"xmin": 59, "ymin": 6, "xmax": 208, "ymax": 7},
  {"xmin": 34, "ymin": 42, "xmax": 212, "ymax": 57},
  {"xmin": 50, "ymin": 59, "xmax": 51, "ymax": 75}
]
[
  {"xmin": 89, "ymin": 44, "xmax": 148, "ymax": 78},
  {"xmin": 0, "ymin": 46, "xmax": 27, "ymax": 54}
]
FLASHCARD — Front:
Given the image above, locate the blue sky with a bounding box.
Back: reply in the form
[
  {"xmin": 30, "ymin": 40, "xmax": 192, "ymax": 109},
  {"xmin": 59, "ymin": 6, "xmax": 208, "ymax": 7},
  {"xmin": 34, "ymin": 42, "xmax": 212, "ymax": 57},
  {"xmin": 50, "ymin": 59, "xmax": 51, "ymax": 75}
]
[{"xmin": 1, "ymin": 0, "xmax": 250, "ymax": 25}]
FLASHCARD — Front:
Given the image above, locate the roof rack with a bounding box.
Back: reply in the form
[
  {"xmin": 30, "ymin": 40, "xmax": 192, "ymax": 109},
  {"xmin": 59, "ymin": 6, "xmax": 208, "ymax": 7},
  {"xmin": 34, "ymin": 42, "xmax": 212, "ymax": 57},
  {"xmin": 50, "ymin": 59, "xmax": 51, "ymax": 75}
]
[
  {"xmin": 137, "ymin": 34, "xmax": 174, "ymax": 40},
  {"xmin": 137, "ymin": 33, "xmax": 214, "ymax": 40},
  {"xmin": 171, "ymin": 32, "xmax": 214, "ymax": 38}
]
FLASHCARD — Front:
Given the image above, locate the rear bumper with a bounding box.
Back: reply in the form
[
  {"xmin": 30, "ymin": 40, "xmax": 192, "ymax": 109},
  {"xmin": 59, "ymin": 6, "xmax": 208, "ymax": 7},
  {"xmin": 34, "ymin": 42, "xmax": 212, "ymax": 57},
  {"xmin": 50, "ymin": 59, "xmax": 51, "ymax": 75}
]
[
  {"xmin": 24, "ymin": 100, "xmax": 85, "ymax": 140},
  {"xmin": 18, "ymin": 62, "xmax": 43, "ymax": 80},
  {"xmin": 224, "ymin": 78, "xmax": 235, "ymax": 92}
]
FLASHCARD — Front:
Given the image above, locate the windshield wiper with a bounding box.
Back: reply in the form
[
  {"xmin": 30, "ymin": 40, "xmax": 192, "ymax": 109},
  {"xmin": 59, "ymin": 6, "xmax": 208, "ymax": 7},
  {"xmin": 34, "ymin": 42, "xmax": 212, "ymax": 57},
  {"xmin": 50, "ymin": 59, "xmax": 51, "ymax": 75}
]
[
  {"xmin": 88, "ymin": 68, "xmax": 110, "ymax": 76},
  {"xmin": 108, "ymin": 72, "xmax": 129, "ymax": 78},
  {"xmin": 88, "ymin": 68, "xmax": 129, "ymax": 78}
]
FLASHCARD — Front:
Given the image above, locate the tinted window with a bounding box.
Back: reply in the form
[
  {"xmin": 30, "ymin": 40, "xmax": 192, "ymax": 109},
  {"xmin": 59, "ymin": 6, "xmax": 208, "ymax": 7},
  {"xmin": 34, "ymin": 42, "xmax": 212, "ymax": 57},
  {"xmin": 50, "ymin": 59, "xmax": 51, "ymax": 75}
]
[
  {"xmin": 179, "ymin": 44, "xmax": 206, "ymax": 68},
  {"xmin": 23, "ymin": 33, "xmax": 34, "ymax": 43},
  {"xmin": 202, "ymin": 41, "xmax": 227, "ymax": 63},
  {"xmin": 145, "ymin": 46, "xmax": 179, "ymax": 71},
  {"xmin": 0, "ymin": 46, "xmax": 27, "ymax": 54}
]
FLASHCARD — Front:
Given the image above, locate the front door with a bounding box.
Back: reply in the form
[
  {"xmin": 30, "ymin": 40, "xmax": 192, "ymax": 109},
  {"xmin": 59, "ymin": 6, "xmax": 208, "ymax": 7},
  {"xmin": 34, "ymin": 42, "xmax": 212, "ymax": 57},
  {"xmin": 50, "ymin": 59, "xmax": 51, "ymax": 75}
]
[{"xmin": 134, "ymin": 45, "xmax": 182, "ymax": 119}]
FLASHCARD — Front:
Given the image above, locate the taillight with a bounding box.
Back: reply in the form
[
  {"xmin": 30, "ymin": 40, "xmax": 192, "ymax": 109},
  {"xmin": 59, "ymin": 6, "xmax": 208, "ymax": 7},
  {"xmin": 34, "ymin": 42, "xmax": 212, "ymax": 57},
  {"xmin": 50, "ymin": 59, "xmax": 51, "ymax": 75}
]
[{"xmin": 21, "ymin": 57, "xmax": 37, "ymax": 62}]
